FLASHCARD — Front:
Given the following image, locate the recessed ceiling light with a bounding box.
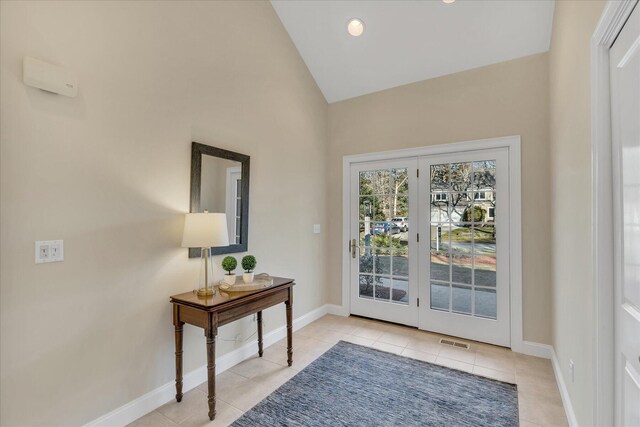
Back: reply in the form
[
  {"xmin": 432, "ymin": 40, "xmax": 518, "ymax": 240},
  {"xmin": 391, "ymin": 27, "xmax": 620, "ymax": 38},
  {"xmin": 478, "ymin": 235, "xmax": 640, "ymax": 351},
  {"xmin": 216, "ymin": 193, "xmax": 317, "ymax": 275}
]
[
  {"xmin": 347, "ymin": 18, "xmax": 365, "ymax": 37},
  {"xmin": 443, "ymin": 0, "xmax": 456, "ymax": 3}
]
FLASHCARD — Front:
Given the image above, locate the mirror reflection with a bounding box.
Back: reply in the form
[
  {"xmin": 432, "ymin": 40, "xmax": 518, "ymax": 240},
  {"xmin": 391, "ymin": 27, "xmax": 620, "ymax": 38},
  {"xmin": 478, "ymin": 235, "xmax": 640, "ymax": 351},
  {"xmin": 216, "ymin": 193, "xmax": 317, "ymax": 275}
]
[
  {"xmin": 200, "ymin": 156, "xmax": 243, "ymax": 245},
  {"xmin": 189, "ymin": 142, "xmax": 250, "ymax": 257}
]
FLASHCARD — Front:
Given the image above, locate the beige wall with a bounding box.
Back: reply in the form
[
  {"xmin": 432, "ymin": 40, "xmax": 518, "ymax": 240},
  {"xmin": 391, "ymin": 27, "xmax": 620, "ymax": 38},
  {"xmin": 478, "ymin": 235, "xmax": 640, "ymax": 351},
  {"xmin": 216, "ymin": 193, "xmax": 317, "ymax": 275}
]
[
  {"xmin": 0, "ymin": 1, "xmax": 327, "ymax": 426},
  {"xmin": 0, "ymin": 1, "xmax": 611, "ymax": 425},
  {"xmin": 328, "ymin": 53, "xmax": 552, "ymax": 344},
  {"xmin": 548, "ymin": 1, "xmax": 605, "ymax": 426}
]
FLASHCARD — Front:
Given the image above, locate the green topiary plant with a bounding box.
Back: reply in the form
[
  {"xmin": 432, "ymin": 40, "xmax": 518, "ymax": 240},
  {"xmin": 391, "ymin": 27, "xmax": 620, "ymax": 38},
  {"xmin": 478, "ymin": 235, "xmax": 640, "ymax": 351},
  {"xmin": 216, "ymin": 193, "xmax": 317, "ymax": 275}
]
[
  {"xmin": 221, "ymin": 256, "xmax": 237, "ymax": 275},
  {"xmin": 461, "ymin": 205, "xmax": 486, "ymax": 224},
  {"xmin": 241, "ymin": 255, "xmax": 257, "ymax": 273}
]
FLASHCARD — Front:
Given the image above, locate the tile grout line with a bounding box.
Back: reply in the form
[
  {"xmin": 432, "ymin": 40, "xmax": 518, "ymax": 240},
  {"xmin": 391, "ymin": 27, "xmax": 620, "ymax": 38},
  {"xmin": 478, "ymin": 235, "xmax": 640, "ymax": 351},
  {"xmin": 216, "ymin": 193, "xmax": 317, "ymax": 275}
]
[
  {"xmin": 155, "ymin": 410, "xmax": 178, "ymax": 426},
  {"xmin": 134, "ymin": 316, "xmax": 563, "ymax": 427},
  {"xmin": 236, "ymin": 317, "xmax": 559, "ymax": 426},
  {"xmin": 298, "ymin": 325, "xmax": 553, "ymax": 392},
  {"xmin": 215, "ymin": 397, "xmax": 246, "ymax": 415}
]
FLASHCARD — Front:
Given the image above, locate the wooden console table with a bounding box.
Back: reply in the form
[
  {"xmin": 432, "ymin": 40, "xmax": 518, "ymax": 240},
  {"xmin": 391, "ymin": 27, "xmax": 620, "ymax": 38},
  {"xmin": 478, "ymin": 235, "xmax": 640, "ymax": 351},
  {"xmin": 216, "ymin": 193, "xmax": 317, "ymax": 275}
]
[{"xmin": 170, "ymin": 277, "xmax": 295, "ymax": 420}]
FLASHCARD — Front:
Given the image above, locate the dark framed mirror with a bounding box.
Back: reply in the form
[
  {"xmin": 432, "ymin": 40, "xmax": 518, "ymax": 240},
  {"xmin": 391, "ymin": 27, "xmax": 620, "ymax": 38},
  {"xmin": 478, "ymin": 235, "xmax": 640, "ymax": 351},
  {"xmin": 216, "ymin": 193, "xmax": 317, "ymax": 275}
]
[{"xmin": 189, "ymin": 142, "xmax": 250, "ymax": 257}]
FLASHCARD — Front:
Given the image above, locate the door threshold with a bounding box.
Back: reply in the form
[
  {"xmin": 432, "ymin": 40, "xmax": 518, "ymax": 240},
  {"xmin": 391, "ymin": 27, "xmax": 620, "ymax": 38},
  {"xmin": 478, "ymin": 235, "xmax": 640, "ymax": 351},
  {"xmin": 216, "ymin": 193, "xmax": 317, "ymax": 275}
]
[
  {"xmin": 349, "ymin": 314, "xmax": 511, "ymax": 351},
  {"xmin": 349, "ymin": 314, "xmax": 418, "ymax": 330}
]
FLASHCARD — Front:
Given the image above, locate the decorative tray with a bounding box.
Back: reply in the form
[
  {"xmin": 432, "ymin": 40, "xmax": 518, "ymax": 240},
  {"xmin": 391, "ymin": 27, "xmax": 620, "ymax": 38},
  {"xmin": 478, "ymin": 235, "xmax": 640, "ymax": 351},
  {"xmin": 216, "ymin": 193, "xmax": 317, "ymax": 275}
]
[{"xmin": 218, "ymin": 274, "xmax": 274, "ymax": 292}]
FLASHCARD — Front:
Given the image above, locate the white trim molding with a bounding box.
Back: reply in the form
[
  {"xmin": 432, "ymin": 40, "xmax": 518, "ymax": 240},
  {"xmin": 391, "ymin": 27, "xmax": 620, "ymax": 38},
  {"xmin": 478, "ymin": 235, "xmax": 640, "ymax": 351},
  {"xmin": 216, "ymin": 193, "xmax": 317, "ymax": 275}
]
[
  {"xmin": 520, "ymin": 341, "xmax": 553, "ymax": 360},
  {"xmin": 552, "ymin": 347, "xmax": 579, "ymax": 427},
  {"xmin": 591, "ymin": 1, "xmax": 637, "ymax": 425},
  {"xmin": 341, "ymin": 135, "xmax": 525, "ymax": 351},
  {"xmin": 326, "ymin": 304, "xmax": 349, "ymax": 316},
  {"xmin": 84, "ymin": 305, "xmax": 329, "ymax": 427},
  {"xmin": 83, "ymin": 299, "xmax": 562, "ymax": 427}
]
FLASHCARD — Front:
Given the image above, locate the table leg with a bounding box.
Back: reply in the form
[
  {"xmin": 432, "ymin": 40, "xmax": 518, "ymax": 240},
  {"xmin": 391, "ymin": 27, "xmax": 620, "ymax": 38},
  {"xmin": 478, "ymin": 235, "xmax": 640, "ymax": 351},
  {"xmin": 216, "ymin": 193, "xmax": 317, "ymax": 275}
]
[
  {"xmin": 257, "ymin": 311, "xmax": 264, "ymax": 357},
  {"xmin": 286, "ymin": 289, "xmax": 293, "ymax": 367},
  {"xmin": 173, "ymin": 306, "xmax": 184, "ymax": 403},
  {"xmin": 205, "ymin": 327, "xmax": 217, "ymax": 420}
]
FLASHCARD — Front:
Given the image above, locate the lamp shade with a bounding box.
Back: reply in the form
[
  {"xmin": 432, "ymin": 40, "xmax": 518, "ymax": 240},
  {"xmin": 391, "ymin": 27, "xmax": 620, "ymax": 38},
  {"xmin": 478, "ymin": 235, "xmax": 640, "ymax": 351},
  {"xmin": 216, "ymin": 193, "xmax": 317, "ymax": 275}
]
[{"xmin": 181, "ymin": 212, "xmax": 229, "ymax": 248}]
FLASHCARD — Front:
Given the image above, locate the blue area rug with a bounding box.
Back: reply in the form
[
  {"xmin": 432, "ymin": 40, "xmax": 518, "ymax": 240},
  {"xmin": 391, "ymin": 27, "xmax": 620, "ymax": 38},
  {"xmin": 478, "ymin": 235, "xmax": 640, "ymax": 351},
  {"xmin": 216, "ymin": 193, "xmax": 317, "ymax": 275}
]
[{"xmin": 232, "ymin": 341, "xmax": 518, "ymax": 426}]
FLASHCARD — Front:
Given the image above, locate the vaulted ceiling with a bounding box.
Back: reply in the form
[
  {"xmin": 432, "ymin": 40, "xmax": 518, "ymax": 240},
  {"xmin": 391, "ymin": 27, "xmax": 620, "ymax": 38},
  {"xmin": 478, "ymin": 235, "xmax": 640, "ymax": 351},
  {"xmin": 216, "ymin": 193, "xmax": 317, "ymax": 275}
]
[{"xmin": 271, "ymin": 0, "xmax": 555, "ymax": 103}]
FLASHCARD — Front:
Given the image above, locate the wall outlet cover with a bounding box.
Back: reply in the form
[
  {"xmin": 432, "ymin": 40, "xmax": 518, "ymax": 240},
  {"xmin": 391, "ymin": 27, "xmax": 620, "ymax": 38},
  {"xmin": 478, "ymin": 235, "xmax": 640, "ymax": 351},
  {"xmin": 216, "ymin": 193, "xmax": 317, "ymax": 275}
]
[
  {"xmin": 569, "ymin": 359, "xmax": 575, "ymax": 383},
  {"xmin": 35, "ymin": 240, "xmax": 64, "ymax": 263}
]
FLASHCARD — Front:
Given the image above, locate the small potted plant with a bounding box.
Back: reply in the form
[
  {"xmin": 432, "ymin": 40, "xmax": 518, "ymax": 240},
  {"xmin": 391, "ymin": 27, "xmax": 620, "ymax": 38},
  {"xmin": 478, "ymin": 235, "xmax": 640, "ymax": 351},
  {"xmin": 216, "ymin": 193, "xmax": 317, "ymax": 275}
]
[
  {"xmin": 221, "ymin": 256, "xmax": 237, "ymax": 285},
  {"xmin": 241, "ymin": 255, "xmax": 257, "ymax": 283}
]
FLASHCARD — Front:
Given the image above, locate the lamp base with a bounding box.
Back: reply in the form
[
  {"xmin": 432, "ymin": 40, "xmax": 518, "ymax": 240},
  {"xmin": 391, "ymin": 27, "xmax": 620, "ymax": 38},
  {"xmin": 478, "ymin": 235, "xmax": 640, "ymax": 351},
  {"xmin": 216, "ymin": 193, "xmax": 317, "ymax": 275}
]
[{"xmin": 196, "ymin": 287, "xmax": 215, "ymax": 297}]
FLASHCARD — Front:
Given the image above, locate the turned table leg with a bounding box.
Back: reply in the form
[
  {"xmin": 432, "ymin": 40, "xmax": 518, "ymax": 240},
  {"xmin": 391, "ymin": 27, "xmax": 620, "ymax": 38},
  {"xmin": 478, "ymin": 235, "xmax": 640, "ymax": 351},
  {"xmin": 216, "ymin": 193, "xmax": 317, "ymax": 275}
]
[
  {"xmin": 205, "ymin": 326, "xmax": 217, "ymax": 421},
  {"xmin": 257, "ymin": 311, "xmax": 264, "ymax": 357},
  {"xmin": 173, "ymin": 306, "xmax": 184, "ymax": 403},
  {"xmin": 286, "ymin": 289, "xmax": 293, "ymax": 367}
]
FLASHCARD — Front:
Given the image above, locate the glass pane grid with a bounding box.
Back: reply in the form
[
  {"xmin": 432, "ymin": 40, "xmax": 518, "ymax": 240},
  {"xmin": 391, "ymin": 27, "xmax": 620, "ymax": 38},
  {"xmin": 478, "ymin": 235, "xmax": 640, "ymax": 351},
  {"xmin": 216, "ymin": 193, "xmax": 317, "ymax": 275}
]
[
  {"xmin": 429, "ymin": 160, "xmax": 497, "ymax": 319},
  {"xmin": 358, "ymin": 168, "xmax": 410, "ymax": 305},
  {"xmin": 473, "ymin": 284, "xmax": 496, "ymax": 290}
]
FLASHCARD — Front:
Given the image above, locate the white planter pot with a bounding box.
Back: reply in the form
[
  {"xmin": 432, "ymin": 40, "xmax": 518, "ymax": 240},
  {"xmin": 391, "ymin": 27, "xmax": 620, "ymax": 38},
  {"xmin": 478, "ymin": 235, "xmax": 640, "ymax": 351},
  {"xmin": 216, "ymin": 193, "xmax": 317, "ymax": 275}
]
[
  {"xmin": 224, "ymin": 274, "xmax": 236, "ymax": 285},
  {"xmin": 243, "ymin": 272, "xmax": 254, "ymax": 283}
]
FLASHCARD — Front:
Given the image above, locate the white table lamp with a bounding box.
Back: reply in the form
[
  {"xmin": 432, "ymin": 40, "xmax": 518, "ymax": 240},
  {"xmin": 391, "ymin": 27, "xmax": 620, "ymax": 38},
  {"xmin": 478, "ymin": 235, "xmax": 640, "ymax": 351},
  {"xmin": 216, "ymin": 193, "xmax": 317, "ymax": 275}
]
[{"xmin": 182, "ymin": 211, "xmax": 229, "ymax": 297}]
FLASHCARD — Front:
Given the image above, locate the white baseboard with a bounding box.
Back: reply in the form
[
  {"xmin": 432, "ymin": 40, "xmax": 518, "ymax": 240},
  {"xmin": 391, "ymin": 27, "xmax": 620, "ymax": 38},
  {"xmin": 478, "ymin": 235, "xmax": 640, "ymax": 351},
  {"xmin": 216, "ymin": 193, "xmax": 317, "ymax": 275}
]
[
  {"xmin": 514, "ymin": 342, "xmax": 576, "ymax": 427},
  {"xmin": 325, "ymin": 306, "xmax": 554, "ymax": 361},
  {"xmin": 326, "ymin": 304, "xmax": 348, "ymax": 316},
  {"xmin": 551, "ymin": 347, "xmax": 578, "ymax": 427},
  {"xmin": 84, "ymin": 304, "xmax": 329, "ymax": 427},
  {"xmin": 86, "ymin": 305, "xmax": 577, "ymax": 427},
  {"xmin": 515, "ymin": 341, "xmax": 576, "ymax": 426},
  {"xmin": 518, "ymin": 340, "xmax": 553, "ymax": 359}
]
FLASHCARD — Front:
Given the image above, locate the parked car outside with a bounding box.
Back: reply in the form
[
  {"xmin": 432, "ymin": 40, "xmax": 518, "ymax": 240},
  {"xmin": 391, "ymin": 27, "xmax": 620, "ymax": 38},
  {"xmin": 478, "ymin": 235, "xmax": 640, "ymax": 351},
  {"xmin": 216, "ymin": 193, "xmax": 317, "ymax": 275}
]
[
  {"xmin": 372, "ymin": 222, "xmax": 400, "ymax": 235},
  {"xmin": 392, "ymin": 217, "xmax": 409, "ymax": 231}
]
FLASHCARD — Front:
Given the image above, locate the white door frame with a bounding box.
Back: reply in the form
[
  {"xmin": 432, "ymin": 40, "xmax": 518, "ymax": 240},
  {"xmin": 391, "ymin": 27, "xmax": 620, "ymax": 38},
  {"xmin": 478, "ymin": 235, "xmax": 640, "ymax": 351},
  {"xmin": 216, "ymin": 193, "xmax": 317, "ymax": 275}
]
[
  {"xmin": 341, "ymin": 135, "xmax": 524, "ymax": 351},
  {"xmin": 591, "ymin": 1, "xmax": 638, "ymax": 425}
]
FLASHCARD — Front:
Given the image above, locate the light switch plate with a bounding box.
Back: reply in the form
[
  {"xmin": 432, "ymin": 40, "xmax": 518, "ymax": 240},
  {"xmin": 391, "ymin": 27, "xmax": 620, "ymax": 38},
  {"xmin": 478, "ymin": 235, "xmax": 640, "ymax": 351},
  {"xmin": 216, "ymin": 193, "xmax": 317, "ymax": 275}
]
[
  {"xmin": 313, "ymin": 224, "xmax": 321, "ymax": 234},
  {"xmin": 36, "ymin": 241, "xmax": 50, "ymax": 263},
  {"xmin": 36, "ymin": 240, "xmax": 64, "ymax": 263}
]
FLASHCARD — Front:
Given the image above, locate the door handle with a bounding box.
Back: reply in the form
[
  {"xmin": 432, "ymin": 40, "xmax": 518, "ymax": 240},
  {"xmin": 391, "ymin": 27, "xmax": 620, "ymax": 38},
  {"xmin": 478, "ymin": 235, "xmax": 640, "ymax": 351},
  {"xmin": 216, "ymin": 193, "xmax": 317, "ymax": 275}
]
[{"xmin": 350, "ymin": 238, "xmax": 358, "ymax": 259}]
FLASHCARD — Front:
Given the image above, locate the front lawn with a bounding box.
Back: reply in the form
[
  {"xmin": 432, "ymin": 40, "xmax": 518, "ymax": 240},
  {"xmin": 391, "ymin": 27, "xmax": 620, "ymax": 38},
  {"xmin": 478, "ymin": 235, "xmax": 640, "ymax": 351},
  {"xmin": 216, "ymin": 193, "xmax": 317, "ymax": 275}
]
[{"xmin": 440, "ymin": 226, "xmax": 495, "ymax": 243}]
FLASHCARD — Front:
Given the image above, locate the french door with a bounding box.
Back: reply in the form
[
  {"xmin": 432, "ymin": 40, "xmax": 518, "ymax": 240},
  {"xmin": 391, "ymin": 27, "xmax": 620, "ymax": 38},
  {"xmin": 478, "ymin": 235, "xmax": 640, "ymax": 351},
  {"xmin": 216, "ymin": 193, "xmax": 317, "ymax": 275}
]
[
  {"xmin": 349, "ymin": 159, "xmax": 419, "ymax": 326},
  {"xmin": 418, "ymin": 149, "xmax": 510, "ymax": 346},
  {"xmin": 349, "ymin": 148, "xmax": 511, "ymax": 347}
]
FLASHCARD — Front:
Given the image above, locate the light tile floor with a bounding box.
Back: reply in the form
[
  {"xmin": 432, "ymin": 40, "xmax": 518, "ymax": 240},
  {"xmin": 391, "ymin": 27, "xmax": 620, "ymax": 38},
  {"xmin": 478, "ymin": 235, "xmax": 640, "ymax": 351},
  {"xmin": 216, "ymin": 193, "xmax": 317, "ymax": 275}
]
[{"xmin": 130, "ymin": 315, "xmax": 567, "ymax": 427}]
